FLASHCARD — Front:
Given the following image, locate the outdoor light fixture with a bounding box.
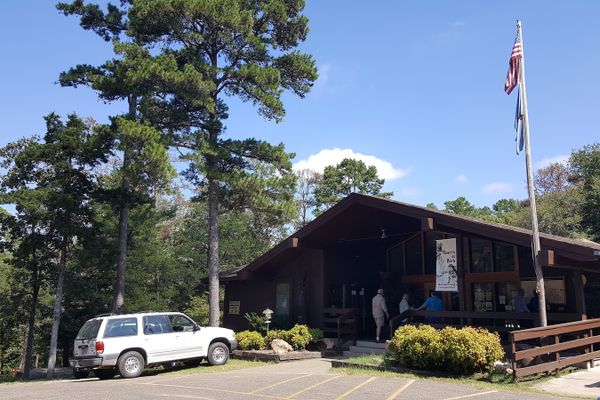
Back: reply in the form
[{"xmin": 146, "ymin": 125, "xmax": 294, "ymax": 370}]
[
  {"xmin": 262, "ymin": 308, "xmax": 274, "ymax": 334},
  {"xmin": 381, "ymin": 229, "xmax": 387, "ymax": 239}
]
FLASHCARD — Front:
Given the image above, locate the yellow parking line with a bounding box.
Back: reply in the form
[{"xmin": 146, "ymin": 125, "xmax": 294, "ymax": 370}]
[
  {"xmin": 136, "ymin": 382, "xmax": 285, "ymax": 399},
  {"xmin": 285, "ymin": 375, "xmax": 342, "ymax": 399},
  {"xmin": 386, "ymin": 379, "xmax": 415, "ymax": 400},
  {"xmin": 334, "ymin": 376, "xmax": 376, "ymax": 399},
  {"xmin": 248, "ymin": 374, "xmax": 312, "ymax": 394},
  {"xmin": 444, "ymin": 390, "xmax": 497, "ymax": 400}
]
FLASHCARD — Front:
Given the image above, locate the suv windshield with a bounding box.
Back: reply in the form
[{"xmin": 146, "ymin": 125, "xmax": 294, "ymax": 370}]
[{"xmin": 76, "ymin": 319, "xmax": 102, "ymax": 340}]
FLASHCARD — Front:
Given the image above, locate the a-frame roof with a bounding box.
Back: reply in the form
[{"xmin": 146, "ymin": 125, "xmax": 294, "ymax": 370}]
[{"xmin": 223, "ymin": 193, "xmax": 600, "ymax": 280}]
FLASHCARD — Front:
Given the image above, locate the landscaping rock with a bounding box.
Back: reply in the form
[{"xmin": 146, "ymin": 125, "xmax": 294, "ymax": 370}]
[{"xmin": 271, "ymin": 339, "xmax": 293, "ymax": 355}]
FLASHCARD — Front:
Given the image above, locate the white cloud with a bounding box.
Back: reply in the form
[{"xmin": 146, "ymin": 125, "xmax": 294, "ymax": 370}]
[
  {"xmin": 481, "ymin": 182, "xmax": 514, "ymax": 194},
  {"xmin": 293, "ymin": 148, "xmax": 408, "ymax": 181},
  {"xmin": 455, "ymin": 174, "xmax": 468, "ymax": 183},
  {"xmin": 535, "ymin": 155, "xmax": 569, "ymax": 169}
]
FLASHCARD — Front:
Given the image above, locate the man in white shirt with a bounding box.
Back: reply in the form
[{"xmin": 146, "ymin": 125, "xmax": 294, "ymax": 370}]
[
  {"xmin": 371, "ymin": 289, "xmax": 389, "ymax": 342},
  {"xmin": 399, "ymin": 292, "xmax": 410, "ymax": 323}
]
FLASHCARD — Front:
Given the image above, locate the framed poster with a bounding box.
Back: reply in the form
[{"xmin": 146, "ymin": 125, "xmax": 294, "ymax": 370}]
[{"xmin": 435, "ymin": 238, "xmax": 458, "ymax": 292}]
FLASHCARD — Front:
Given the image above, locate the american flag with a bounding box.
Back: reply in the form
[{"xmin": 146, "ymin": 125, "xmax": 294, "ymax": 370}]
[{"xmin": 504, "ymin": 33, "xmax": 522, "ymax": 95}]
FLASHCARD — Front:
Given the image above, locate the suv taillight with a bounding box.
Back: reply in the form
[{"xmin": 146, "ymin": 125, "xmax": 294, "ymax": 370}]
[{"xmin": 95, "ymin": 341, "xmax": 104, "ymax": 355}]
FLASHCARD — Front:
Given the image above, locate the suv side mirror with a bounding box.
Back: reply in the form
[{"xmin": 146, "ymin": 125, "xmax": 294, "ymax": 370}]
[{"xmin": 193, "ymin": 324, "xmax": 201, "ymax": 332}]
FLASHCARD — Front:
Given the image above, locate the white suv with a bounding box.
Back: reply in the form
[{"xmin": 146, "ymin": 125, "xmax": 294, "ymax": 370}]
[{"xmin": 69, "ymin": 312, "xmax": 237, "ymax": 379}]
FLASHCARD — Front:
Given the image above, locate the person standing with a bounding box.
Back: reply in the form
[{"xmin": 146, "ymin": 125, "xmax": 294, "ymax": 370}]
[
  {"xmin": 399, "ymin": 292, "xmax": 411, "ymax": 323},
  {"xmin": 372, "ymin": 289, "xmax": 389, "ymax": 342}
]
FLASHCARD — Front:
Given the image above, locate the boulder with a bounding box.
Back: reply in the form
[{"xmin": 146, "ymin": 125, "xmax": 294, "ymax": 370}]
[{"xmin": 271, "ymin": 339, "xmax": 293, "ymax": 355}]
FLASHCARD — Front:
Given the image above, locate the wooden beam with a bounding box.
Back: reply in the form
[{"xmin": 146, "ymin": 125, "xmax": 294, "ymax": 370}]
[
  {"xmin": 539, "ymin": 250, "xmax": 555, "ymax": 267},
  {"xmin": 421, "ymin": 217, "xmax": 434, "ymax": 231}
]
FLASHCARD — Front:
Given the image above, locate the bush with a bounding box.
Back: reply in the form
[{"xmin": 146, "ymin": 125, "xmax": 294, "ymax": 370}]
[
  {"xmin": 244, "ymin": 312, "xmax": 268, "ymax": 335},
  {"xmin": 287, "ymin": 324, "xmax": 312, "ymax": 350},
  {"xmin": 308, "ymin": 327, "xmax": 324, "ymax": 342},
  {"xmin": 235, "ymin": 330, "xmax": 266, "ymax": 350},
  {"xmin": 388, "ymin": 325, "xmax": 504, "ymax": 374},
  {"xmin": 264, "ymin": 325, "xmax": 314, "ymax": 350}
]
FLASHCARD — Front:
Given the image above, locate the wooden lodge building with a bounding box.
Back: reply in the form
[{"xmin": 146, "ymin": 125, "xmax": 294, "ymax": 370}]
[{"xmin": 222, "ymin": 193, "xmax": 600, "ymax": 340}]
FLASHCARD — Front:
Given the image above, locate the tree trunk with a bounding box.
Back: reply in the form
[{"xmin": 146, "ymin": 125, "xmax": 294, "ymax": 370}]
[
  {"xmin": 47, "ymin": 245, "xmax": 67, "ymax": 378},
  {"xmin": 112, "ymin": 95, "xmax": 136, "ymax": 314},
  {"xmin": 23, "ymin": 260, "xmax": 40, "ymax": 378},
  {"xmin": 207, "ymin": 177, "xmax": 220, "ymax": 327}
]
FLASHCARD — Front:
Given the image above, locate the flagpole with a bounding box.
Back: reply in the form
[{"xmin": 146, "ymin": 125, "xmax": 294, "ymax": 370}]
[{"xmin": 517, "ymin": 20, "xmax": 548, "ymax": 327}]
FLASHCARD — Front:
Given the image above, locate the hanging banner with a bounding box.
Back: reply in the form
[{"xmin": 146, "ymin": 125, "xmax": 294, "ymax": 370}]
[{"xmin": 436, "ymin": 238, "xmax": 458, "ymax": 292}]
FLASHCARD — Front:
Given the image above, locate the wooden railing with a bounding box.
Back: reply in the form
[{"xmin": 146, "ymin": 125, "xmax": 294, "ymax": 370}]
[
  {"xmin": 389, "ymin": 310, "xmax": 579, "ymax": 339},
  {"xmin": 322, "ymin": 307, "xmax": 357, "ymax": 344},
  {"xmin": 510, "ymin": 318, "xmax": 600, "ymax": 379}
]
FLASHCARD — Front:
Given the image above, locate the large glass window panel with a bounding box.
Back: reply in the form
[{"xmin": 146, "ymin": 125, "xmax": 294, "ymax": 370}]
[
  {"xmin": 276, "ymin": 283, "xmax": 290, "ymax": 316},
  {"xmin": 405, "ymin": 235, "xmax": 423, "ymax": 275},
  {"xmin": 495, "ymin": 242, "xmax": 516, "ymax": 272},
  {"xmin": 388, "ymin": 243, "xmax": 404, "ymax": 274},
  {"xmin": 143, "ymin": 315, "xmax": 172, "ymax": 335},
  {"xmin": 472, "ymin": 283, "xmax": 494, "ymax": 312},
  {"xmin": 471, "ymin": 238, "xmax": 493, "ymax": 273},
  {"xmin": 495, "ymin": 282, "xmax": 520, "ymax": 312}
]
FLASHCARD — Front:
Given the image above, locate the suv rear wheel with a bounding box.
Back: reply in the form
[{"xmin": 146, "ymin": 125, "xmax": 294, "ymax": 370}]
[
  {"xmin": 93, "ymin": 369, "xmax": 116, "ymax": 380},
  {"xmin": 207, "ymin": 342, "xmax": 229, "ymax": 366},
  {"xmin": 118, "ymin": 351, "xmax": 145, "ymax": 378}
]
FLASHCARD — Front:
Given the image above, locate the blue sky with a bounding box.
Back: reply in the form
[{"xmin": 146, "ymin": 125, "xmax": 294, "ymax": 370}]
[{"xmin": 1, "ymin": 1, "xmax": 599, "ymax": 209}]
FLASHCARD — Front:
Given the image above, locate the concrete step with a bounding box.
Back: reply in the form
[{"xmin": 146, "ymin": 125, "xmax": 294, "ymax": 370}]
[
  {"xmin": 355, "ymin": 340, "xmax": 386, "ymax": 349},
  {"xmin": 348, "ymin": 345, "xmax": 385, "ymax": 355}
]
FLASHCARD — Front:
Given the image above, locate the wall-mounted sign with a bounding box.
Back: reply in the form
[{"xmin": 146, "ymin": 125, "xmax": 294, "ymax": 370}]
[
  {"xmin": 435, "ymin": 238, "xmax": 458, "ymax": 292},
  {"xmin": 228, "ymin": 300, "xmax": 240, "ymax": 315}
]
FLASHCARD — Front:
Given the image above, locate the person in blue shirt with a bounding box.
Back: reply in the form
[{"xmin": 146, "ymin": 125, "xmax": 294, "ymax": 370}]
[{"xmin": 415, "ymin": 291, "xmax": 444, "ymax": 323}]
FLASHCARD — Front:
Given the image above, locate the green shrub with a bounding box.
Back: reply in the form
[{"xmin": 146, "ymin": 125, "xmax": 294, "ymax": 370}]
[
  {"xmin": 244, "ymin": 312, "xmax": 268, "ymax": 335},
  {"xmin": 235, "ymin": 330, "xmax": 266, "ymax": 350},
  {"xmin": 388, "ymin": 325, "xmax": 445, "ymax": 370},
  {"xmin": 265, "ymin": 329, "xmax": 287, "ymax": 346},
  {"xmin": 308, "ymin": 327, "xmax": 324, "ymax": 342},
  {"xmin": 264, "ymin": 325, "xmax": 314, "ymax": 350},
  {"xmin": 388, "ymin": 325, "xmax": 504, "ymax": 374}
]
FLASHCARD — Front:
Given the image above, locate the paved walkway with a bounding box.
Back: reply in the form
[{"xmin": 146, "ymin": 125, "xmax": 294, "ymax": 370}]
[
  {"xmin": 0, "ymin": 359, "xmax": 576, "ymax": 400},
  {"xmin": 534, "ymin": 367, "xmax": 600, "ymax": 399}
]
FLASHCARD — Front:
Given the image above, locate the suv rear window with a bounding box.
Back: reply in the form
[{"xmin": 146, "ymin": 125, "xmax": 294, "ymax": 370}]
[
  {"xmin": 76, "ymin": 319, "xmax": 102, "ymax": 340},
  {"xmin": 104, "ymin": 317, "xmax": 138, "ymax": 338}
]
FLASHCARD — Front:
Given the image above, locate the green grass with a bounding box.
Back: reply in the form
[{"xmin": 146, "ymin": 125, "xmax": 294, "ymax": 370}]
[{"xmin": 335, "ymin": 357, "xmax": 586, "ymax": 399}]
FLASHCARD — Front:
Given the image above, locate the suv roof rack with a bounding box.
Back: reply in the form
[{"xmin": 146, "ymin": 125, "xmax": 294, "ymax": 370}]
[{"xmin": 95, "ymin": 313, "xmax": 117, "ymax": 317}]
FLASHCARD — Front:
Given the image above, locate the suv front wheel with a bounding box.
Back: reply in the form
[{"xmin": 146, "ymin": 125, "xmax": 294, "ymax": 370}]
[
  {"xmin": 207, "ymin": 342, "xmax": 229, "ymax": 366},
  {"xmin": 118, "ymin": 351, "xmax": 145, "ymax": 378}
]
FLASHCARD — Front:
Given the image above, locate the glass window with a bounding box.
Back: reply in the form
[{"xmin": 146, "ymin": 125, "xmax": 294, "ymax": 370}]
[
  {"xmin": 472, "ymin": 283, "xmax": 494, "ymax": 312},
  {"xmin": 169, "ymin": 314, "xmax": 196, "ymax": 332},
  {"xmin": 76, "ymin": 319, "xmax": 102, "ymax": 340},
  {"xmin": 276, "ymin": 283, "xmax": 290, "ymax": 316},
  {"xmin": 495, "ymin": 282, "xmax": 520, "ymax": 312},
  {"xmin": 495, "ymin": 242, "xmax": 516, "ymax": 272},
  {"xmin": 405, "ymin": 235, "xmax": 423, "ymax": 275},
  {"xmin": 143, "ymin": 315, "xmax": 173, "ymax": 335},
  {"xmin": 425, "ymin": 232, "xmax": 445, "ymax": 275},
  {"xmin": 387, "ymin": 243, "xmax": 404, "ymax": 274},
  {"xmin": 471, "ymin": 238, "xmax": 492, "ymax": 273},
  {"xmin": 104, "ymin": 317, "xmax": 138, "ymax": 338}
]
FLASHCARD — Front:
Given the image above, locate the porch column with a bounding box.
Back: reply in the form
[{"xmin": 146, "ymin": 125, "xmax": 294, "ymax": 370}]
[{"xmin": 571, "ymin": 269, "xmax": 587, "ymax": 320}]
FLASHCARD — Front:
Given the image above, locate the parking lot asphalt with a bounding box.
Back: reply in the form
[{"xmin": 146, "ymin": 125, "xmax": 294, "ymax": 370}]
[{"xmin": 0, "ymin": 359, "xmax": 577, "ymax": 400}]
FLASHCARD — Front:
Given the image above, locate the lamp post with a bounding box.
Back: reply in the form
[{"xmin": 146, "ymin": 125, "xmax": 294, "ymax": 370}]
[{"xmin": 262, "ymin": 308, "xmax": 274, "ymax": 335}]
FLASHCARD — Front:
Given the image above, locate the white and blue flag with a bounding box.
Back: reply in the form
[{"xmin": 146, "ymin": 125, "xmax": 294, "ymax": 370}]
[{"xmin": 514, "ymin": 88, "xmax": 524, "ymax": 154}]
